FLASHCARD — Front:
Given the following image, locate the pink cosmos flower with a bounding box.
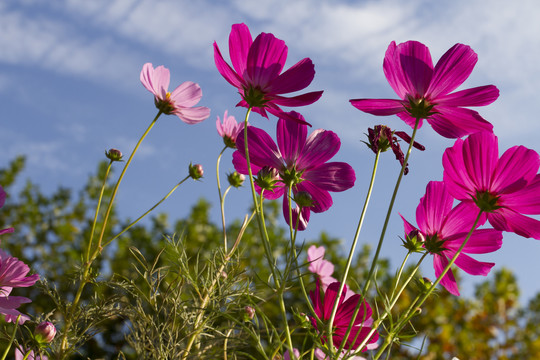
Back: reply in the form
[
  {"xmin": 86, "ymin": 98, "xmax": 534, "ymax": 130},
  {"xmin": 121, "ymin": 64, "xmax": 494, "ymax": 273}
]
[
  {"xmin": 0, "ymin": 249, "xmax": 39, "ymax": 324},
  {"xmin": 214, "ymin": 23, "xmax": 323, "ymax": 126},
  {"xmin": 307, "ymin": 245, "xmax": 337, "ymax": 289},
  {"xmin": 0, "ymin": 186, "xmax": 14, "ymax": 236},
  {"xmin": 232, "ymin": 114, "xmax": 355, "ymax": 230},
  {"xmin": 15, "ymin": 347, "xmax": 48, "ymax": 360},
  {"xmin": 400, "ymin": 181, "xmax": 503, "ymax": 296},
  {"xmin": 310, "ymin": 281, "xmax": 378, "ymax": 351},
  {"xmin": 350, "ymin": 41, "xmax": 499, "ymax": 138},
  {"xmin": 140, "ymin": 63, "xmax": 210, "ymax": 124},
  {"xmin": 216, "ymin": 110, "xmax": 245, "ymax": 148},
  {"xmin": 284, "ymin": 349, "xmax": 300, "ymax": 360},
  {"xmin": 443, "ymin": 131, "xmax": 540, "ymax": 239}
]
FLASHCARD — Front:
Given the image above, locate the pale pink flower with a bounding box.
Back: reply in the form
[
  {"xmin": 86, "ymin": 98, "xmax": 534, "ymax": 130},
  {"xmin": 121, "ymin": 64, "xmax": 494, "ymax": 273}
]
[
  {"xmin": 140, "ymin": 63, "xmax": 210, "ymax": 124},
  {"xmin": 216, "ymin": 110, "xmax": 245, "ymax": 148},
  {"xmin": 284, "ymin": 348, "xmax": 300, "ymax": 360},
  {"xmin": 307, "ymin": 245, "xmax": 337, "ymax": 289},
  {"xmin": 15, "ymin": 347, "xmax": 48, "ymax": 360}
]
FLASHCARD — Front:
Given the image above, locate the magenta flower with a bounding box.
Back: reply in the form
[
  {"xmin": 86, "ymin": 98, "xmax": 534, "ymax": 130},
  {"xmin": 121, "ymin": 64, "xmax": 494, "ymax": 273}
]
[
  {"xmin": 350, "ymin": 41, "xmax": 499, "ymax": 138},
  {"xmin": 310, "ymin": 281, "xmax": 378, "ymax": 351},
  {"xmin": 216, "ymin": 110, "xmax": 245, "ymax": 148},
  {"xmin": 443, "ymin": 131, "xmax": 540, "ymax": 239},
  {"xmin": 214, "ymin": 23, "xmax": 323, "ymax": 125},
  {"xmin": 232, "ymin": 114, "xmax": 355, "ymax": 230},
  {"xmin": 140, "ymin": 63, "xmax": 210, "ymax": 124},
  {"xmin": 0, "ymin": 249, "xmax": 39, "ymax": 324},
  {"xmin": 0, "ymin": 186, "xmax": 13, "ymax": 236},
  {"xmin": 400, "ymin": 181, "xmax": 503, "ymax": 296}
]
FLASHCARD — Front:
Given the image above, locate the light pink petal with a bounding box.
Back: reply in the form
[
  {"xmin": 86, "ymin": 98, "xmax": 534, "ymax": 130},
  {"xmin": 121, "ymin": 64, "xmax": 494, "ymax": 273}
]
[
  {"xmin": 349, "ymin": 98, "xmax": 405, "ymax": 116},
  {"xmin": 416, "ymin": 181, "xmax": 453, "ymax": 236},
  {"xmin": 140, "ymin": 63, "xmax": 170, "ymax": 98},
  {"xmin": 169, "ymin": 81, "xmax": 202, "ymax": 107},
  {"xmin": 297, "ymin": 130, "xmax": 341, "ymax": 170},
  {"xmin": 491, "ymin": 145, "xmax": 540, "ymax": 194},
  {"xmin": 270, "ymin": 58, "xmax": 316, "ymax": 94},
  {"xmin": 276, "ymin": 118, "xmax": 307, "ymax": 166},
  {"xmin": 283, "ymin": 197, "xmax": 310, "ymax": 231},
  {"xmin": 174, "ymin": 106, "xmax": 211, "ymax": 125},
  {"xmin": 436, "ymin": 85, "xmax": 500, "ymax": 107},
  {"xmin": 246, "ymin": 32, "xmax": 287, "ymax": 89},
  {"xmin": 296, "ymin": 181, "xmax": 333, "ymax": 213},
  {"xmin": 445, "ymin": 228, "xmax": 502, "ymax": 254},
  {"xmin": 433, "ymin": 255, "xmax": 460, "ymax": 296},
  {"xmin": 501, "ymin": 174, "xmax": 540, "ymax": 214},
  {"xmin": 302, "ymin": 162, "xmax": 356, "ymax": 192},
  {"xmin": 228, "ymin": 23, "xmax": 253, "ymax": 77},
  {"xmin": 213, "ymin": 42, "xmax": 244, "ymax": 89},
  {"xmin": 271, "ymin": 91, "xmax": 324, "ymax": 107},
  {"xmin": 395, "ymin": 41, "xmax": 433, "ymax": 97},
  {"xmin": 451, "ymin": 251, "xmax": 495, "ymax": 276},
  {"xmin": 427, "ymin": 44, "xmax": 477, "ymax": 99},
  {"xmin": 234, "ymin": 126, "xmax": 283, "ymax": 170},
  {"xmin": 488, "ymin": 208, "xmax": 540, "ymax": 240},
  {"xmin": 307, "ymin": 245, "xmax": 325, "ymax": 264},
  {"xmin": 427, "ymin": 107, "xmax": 493, "ymax": 138}
]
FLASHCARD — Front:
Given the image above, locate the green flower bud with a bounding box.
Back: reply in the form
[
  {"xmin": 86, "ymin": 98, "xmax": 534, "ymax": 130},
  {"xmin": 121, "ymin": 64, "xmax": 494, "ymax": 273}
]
[
  {"xmin": 189, "ymin": 163, "xmax": 204, "ymax": 180},
  {"xmin": 227, "ymin": 171, "xmax": 245, "ymax": 188},
  {"xmin": 105, "ymin": 148, "xmax": 123, "ymax": 162}
]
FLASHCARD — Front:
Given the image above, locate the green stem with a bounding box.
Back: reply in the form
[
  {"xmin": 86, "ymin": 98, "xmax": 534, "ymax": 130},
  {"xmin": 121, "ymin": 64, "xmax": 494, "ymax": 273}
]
[
  {"xmin": 362, "ymin": 118, "xmax": 421, "ymax": 295},
  {"xmin": 328, "ymin": 150, "xmax": 380, "ymax": 354},
  {"xmin": 216, "ymin": 146, "xmax": 228, "ymax": 250},
  {"xmin": 102, "ymin": 174, "xmax": 191, "ymax": 249},
  {"xmin": 85, "ymin": 161, "xmax": 113, "ymax": 263},
  {"xmin": 0, "ymin": 315, "xmax": 20, "ymax": 360},
  {"xmin": 373, "ymin": 209, "xmax": 484, "ymax": 359}
]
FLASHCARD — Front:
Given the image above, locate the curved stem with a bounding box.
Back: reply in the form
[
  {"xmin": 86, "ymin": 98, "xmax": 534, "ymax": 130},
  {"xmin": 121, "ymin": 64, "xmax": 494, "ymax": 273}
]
[
  {"xmin": 362, "ymin": 118, "xmax": 420, "ymax": 295},
  {"xmin": 328, "ymin": 150, "xmax": 380, "ymax": 353},
  {"xmin": 216, "ymin": 146, "xmax": 228, "ymax": 250},
  {"xmin": 0, "ymin": 315, "xmax": 20, "ymax": 360},
  {"xmin": 102, "ymin": 174, "xmax": 191, "ymax": 249}
]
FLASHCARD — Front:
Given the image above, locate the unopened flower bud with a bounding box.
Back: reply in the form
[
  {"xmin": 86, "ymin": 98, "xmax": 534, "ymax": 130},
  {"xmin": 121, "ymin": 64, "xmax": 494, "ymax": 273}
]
[
  {"xmin": 255, "ymin": 166, "xmax": 279, "ymax": 190},
  {"xmin": 401, "ymin": 229, "xmax": 425, "ymax": 253},
  {"xmin": 227, "ymin": 171, "xmax": 245, "ymax": 188},
  {"xmin": 294, "ymin": 191, "xmax": 313, "ymax": 208},
  {"xmin": 417, "ymin": 276, "xmax": 433, "ymax": 294},
  {"xmin": 34, "ymin": 321, "xmax": 56, "ymax": 344},
  {"xmin": 105, "ymin": 148, "xmax": 123, "ymax": 162},
  {"xmin": 189, "ymin": 163, "xmax": 204, "ymax": 180},
  {"xmin": 244, "ymin": 306, "xmax": 255, "ymax": 320}
]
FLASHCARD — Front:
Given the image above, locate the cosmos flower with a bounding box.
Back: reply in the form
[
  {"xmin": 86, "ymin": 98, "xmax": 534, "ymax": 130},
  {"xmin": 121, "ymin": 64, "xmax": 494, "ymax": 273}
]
[
  {"xmin": 216, "ymin": 110, "xmax": 244, "ymax": 148},
  {"xmin": 140, "ymin": 63, "xmax": 210, "ymax": 124},
  {"xmin": 232, "ymin": 114, "xmax": 355, "ymax": 230},
  {"xmin": 443, "ymin": 131, "xmax": 540, "ymax": 239},
  {"xmin": 350, "ymin": 41, "xmax": 499, "ymax": 138},
  {"xmin": 307, "ymin": 245, "xmax": 337, "ymax": 290},
  {"xmin": 15, "ymin": 347, "xmax": 48, "ymax": 360},
  {"xmin": 310, "ymin": 281, "xmax": 378, "ymax": 351},
  {"xmin": 214, "ymin": 23, "xmax": 323, "ymax": 125},
  {"xmin": 400, "ymin": 181, "xmax": 503, "ymax": 295},
  {"xmin": 0, "ymin": 249, "xmax": 40, "ymax": 324}
]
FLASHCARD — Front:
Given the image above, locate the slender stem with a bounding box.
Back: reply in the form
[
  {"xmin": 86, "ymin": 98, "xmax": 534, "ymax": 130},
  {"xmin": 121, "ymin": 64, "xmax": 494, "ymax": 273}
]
[
  {"xmin": 85, "ymin": 161, "xmax": 113, "ymax": 263},
  {"xmin": 328, "ymin": 151, "xmax": 380, "ymax": 353},
  {"xmin": 373, "ymin": 209, "xmax": 484, "ymax": 359},
  {"xmin": 102, "ymin": 175, "xmax": 191, "ymax": 249},
  {"xmin": 362, "ymin": 118, "xmax": 420, "ymax": 295},
  {"xmin": 216, "ymin": 146, "xmax": 228, "ymax": 250},
  {"xmin": 0, "ymin": 315, "xmax": 20, "ymax": 360}
]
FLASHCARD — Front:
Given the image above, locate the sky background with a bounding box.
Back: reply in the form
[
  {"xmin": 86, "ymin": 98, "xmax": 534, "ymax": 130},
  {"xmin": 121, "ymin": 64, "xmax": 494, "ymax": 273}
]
[{"xmin": 1, "ymin": 0, "xmax": 540, "ymax": 302}]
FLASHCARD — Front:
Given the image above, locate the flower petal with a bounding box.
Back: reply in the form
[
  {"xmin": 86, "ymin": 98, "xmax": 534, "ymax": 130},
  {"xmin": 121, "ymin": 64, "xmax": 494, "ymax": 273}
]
[
  {"xmin": 488, "ymin": 208, "xmax": 540, "ymax": 240},
  {"xmin": 169, "ymin": 81, "xmax": 203, "ymax": 108},
  {"xmin": 445, "ymin": 228, "xmax": 503, "ymax": 254},
  {"xmin": 451, "ymin": 251, "xmax": 495, "ymax": 276},
  {"xmin": 433, "ymin": 255, "xmax": 460, "ymax": 296},
  {"xmin": 436, "ymin": 85, "xmax": 499, "ymax": 107},
  {"xmin": 427, "ymin": 107, "xmax": 493, "ymax": 138},
  {"xmin": 140, "ymin": 63, "xmax": 169, "ymax": 99},
  {"xmin": 396, "ymin": 41, "xmax": 434, "ymax": 97},
  {"xmin": 302, "ymin": 162, "xmax": 356, "ymax": 192},
  {"xmin": 491, "ymin": 145, "xmax": 540, "ymax": 194},
  {"xmin": 500, "ymin": 174, "xmax": 540, "ymax": 214},
  {"xmin": 235, "ymin": 126, "xmax": 283, "ymax": 170},
  {"xmin": 427, "ymin": 43, "xmax": 477, "ymax": 99},
  {"xmin": 246, "ymin": 32, "xmax": 287, "ymax": 89},
  {"xmin": 282, "ymin": 196, "xmax": 310, "ymax": 231},
  {"xmin": 272, "ymin": 91, "xmax": 324, "ymax": 107},
  {"xmin": 277, "ymin": 117, "xmax": 307, "ymax": 166},
  {"xmin": 349, "ymin": 98, "xmax": 405, "ymax": 116},
  {"xmin": 416, "ymin": 181, "xmax": 453, "ymax": 236},
  {"xmin": 440, "ymin": 201, "xmax": 484, "ymax": 238},
  {"xmin": 297, "ymin": 129, "xmax": 341, "ymax": 170},
  {"xmin": 174, "ymin": 106, "xmax": 211, "ymax": 124},
  {"xmin": 214, "ymin": 42, "xmax": 244, "ymax": 89},
  {"xmin": 296, "ymin": 181, "xmax": 333, "ymax": 213},
  {"xmin": 229, "ymin": 23, "xmax": 253, "ymax": 77},
  {"xmin": 270, "ymin": 57, "xmax": 316, "ymax": 94}
]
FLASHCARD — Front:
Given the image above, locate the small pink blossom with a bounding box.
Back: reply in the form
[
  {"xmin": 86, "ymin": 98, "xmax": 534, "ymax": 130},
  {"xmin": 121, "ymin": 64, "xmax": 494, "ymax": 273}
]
[
  {"xmin": 15, "ymin": 347, "xmax": 48, "ymax": 360},
  {"xmin": 307, "ymin": 245, "xmax": 337, "ymax": 290},
  {"xmin": 216, "ymin": 110, "xmax": 245, "ymax": 148},
  {"xmin": 35, "ymin": 321, "xmax": 56, "ymax": 343},
  {"xmin": 140, "ymin": 63, "xmax": 210, "ymax": 124},
  {"xmin": 283, "ymin": 348, "xmax": 300, "ymax": 360},
  {"xmin": 350, "ymin": 41, "xmax": 499, "ymax": 138},
  {"xmin": 443, "ymin": 131, "xmax": 540, "ymax": 239},
  {"xmin": 214, "ymin": 23, "xmax": 323, "ymax": 125}
]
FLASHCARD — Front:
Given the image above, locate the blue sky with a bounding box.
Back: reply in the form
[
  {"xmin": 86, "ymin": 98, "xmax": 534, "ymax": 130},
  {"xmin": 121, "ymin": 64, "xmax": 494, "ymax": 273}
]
[{"xmin": 2, "ymin": 0, "xmax": 540, "ymax": 301}]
